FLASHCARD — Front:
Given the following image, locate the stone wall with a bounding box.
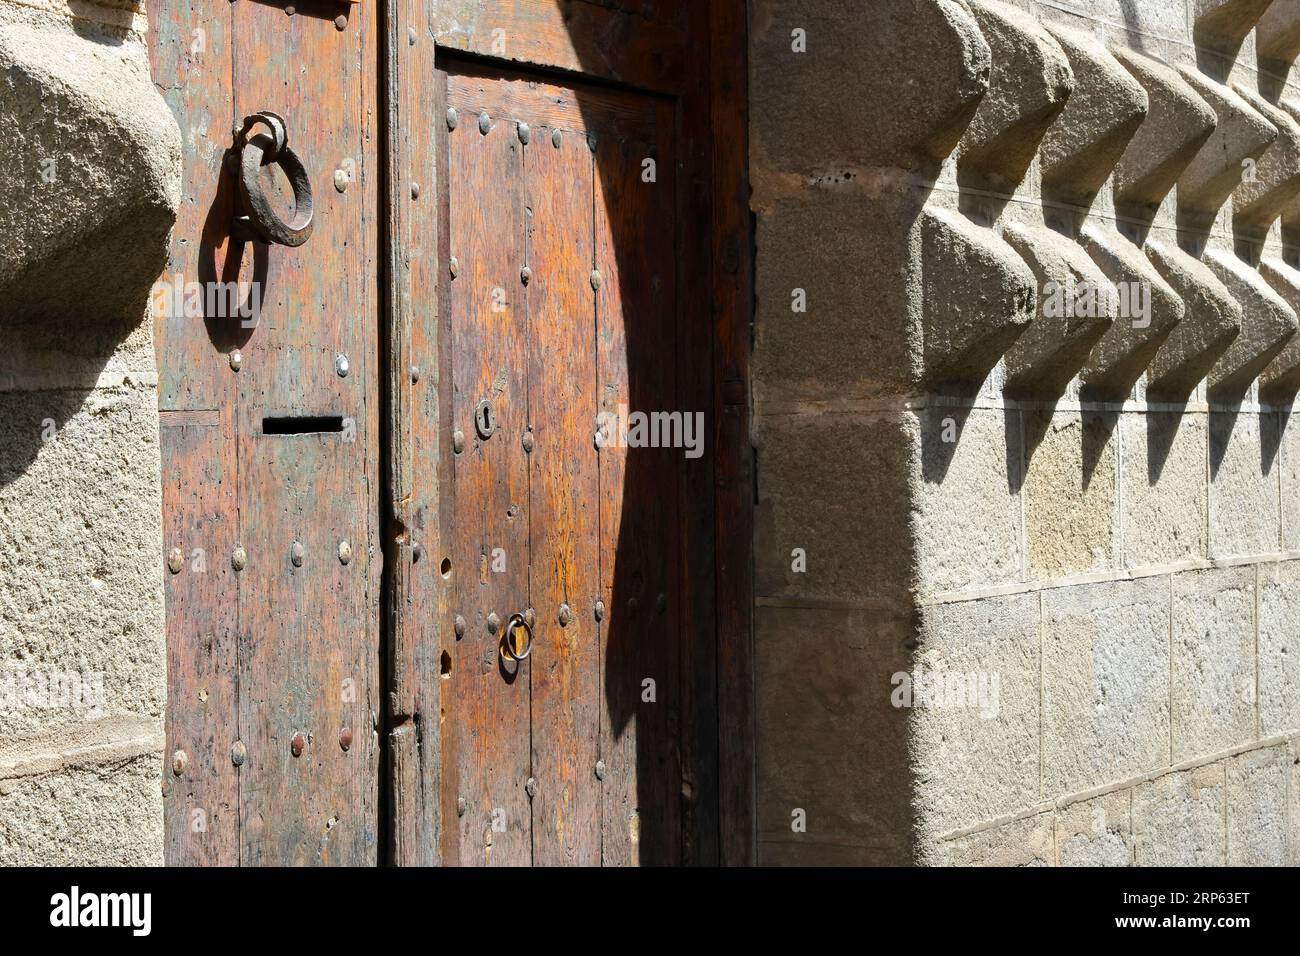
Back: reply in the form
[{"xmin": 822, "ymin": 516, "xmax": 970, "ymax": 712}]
[
  {"xmin": 753, "ymin": 0, "xmax": 1300, "ymax": 864},
  {"xmin": 0, "ymin": 0, "xmax": 179, "ymax": 864}
]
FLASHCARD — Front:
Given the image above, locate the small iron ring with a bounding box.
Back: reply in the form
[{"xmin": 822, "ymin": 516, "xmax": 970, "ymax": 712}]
[
  {"xmin": 501, "ymin": 613, "xmax": 533, "ymax": 662},
  {"xmin": 237, "ymin": 129, "xmax": 314, "ymax": 247}
]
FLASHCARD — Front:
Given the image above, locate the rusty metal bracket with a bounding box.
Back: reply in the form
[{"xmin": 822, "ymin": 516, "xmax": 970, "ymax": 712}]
[{"xmin": 233, "ymin": 110, "xmax": 314, "ymax": 247}]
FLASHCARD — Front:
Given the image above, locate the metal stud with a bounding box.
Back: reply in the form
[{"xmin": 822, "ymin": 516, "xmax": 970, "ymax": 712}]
[
  {"xmin": 520, "ymin": 265, "xmax": 532, "ymax": 285},
  {"xmin": 594, "ymin": 760, "xmax": 607, "ymax": 781},
  {"xmin": 334, "ymin": 14, "xmax": 347, "ymax": 31},
  {"xmin": 410, "ymin": 365, "xmax": 420, "ymax": 384},
  {"xmin": 339, "ymin": 727, "xmax": 353, "ymax": 752},
  {"xmin": 409, "ymin": 27, "xmax": 417, "ymax": 45},
  {"xmin": 446, "ymin": 107, "xmax": 458, "ymax": 130},
  {"xmin": 333, "ymin": 168, "xmax": 349, "ymax": 193},
  {"xmin": 284, "ymin": 4, "xmax": 295, "ymax": 15},
  {"xmin": 521, "ymin": 430, "xmax": 534, "ymax": 454},
  {"xmin": 229, "ymin": 349, "xmax": 242, "ymax": 372},
  {"xmin": 517, "ymin": 122, "xmax": 531, "ymax": 145},
  {"xmin": 525, "ymin": 777, "xmax": 538, "ymax": 798},
  {"xmin": 627, "ymin": 596, "xmax": 639, "ymax": 615},
  {"xmin": 590, "ymin": 269, "xmax": 603, "ymax": 292},
  {"xmin": 449, "ymin": 256, "xmax": 460, "ymax": 278},
  {"xmin": 290, "ymin": 541, "xmax": 305, "ymax": 567},
  {"xmin": 523, "ymin": 607, "xmax": 536, "ymax": 629},
  {"xmin": 231, "ymin": 741, "xmax": 246, "ymax": 767},
  {"xmin": 291, "ymin": 733, "xmax": 306, "ymax": 758},
  {"xmin": 655, "ymin": 593, "xmax": 667, "ymax": 614},
  {"xmin": 167, "ymin": 547, "xmax": 184, "ymax": 574},
  {"xmin": 338, "ymin": 540, "xmax": 353, "ymax": 565},
  {"xmin": 457, "ymin": 796, "xmax": 467, "ymax": 817},
  {"xmin": 231, "ymin": 546, "xmax": 247, "ymax": 572},
  {"xmin": 558, "ymin": 603, "xmax": 573, "ymax": 627},
  {"xmin": 487, "ymin": 612, "xmax": 501, "ymax": 635},
  {"xmin": 594, "ymin": 600, "xmax": 605, "ymax": 622},
  {"xmin": 478, "ymin": 111, "xmax": 491, "ymax": 135},
  {"xmin": 172, "ymin": 749, "xmax": 188, "ymax": 776},
  {"xmin": 335, "ymin": 353, "xmax": 350, "ymax": 377},
  {"xmin": 454, "ymin": 615, "xmax": 467, "ymax": 639},
  {"xmin": 412, "ymin": 543, "xmax": 423, "ymax": 563},
  {"xmin": 452, "ymin": 429, "xmax": 465, "ymax": 454},
  {"xmin": 411, "ymin": 181, "xmax": 421, "ymax": 200},
  {"xmin": 551, "ymin": 128, "xmax": 562, "ymax": 148},
  {"xmin": 587, "ymin": 133, "xmax": 598, "ymax": 152}
]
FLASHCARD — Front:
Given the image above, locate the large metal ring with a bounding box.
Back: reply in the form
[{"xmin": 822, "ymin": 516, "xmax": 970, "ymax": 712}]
[
  {"xmin": 236, "ymin": 115, "xmax": 313, "ymax": 248},
  {"xmin": 501, "ymin": 613, "xmax": 533, "ymax": 662}
]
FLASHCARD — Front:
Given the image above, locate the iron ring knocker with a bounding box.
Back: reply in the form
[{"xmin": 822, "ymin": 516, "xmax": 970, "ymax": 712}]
[
  {"xmin": 235, "ymin": 110, "xmax": 314, "ymax": 247},
  {"xmin": 501, "ymin": 613, "xmax": 534, "ymax": 663}
]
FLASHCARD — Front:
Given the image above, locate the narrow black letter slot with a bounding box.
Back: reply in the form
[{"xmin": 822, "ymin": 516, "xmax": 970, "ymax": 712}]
[{"xmin": 262, "ymin": 415, "xmax": 345, "ymax": 435}]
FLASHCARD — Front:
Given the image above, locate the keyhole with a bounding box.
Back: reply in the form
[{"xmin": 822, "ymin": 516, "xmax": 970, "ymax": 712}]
[{"xmin": 474, "ymin": 399, "xmax": 497, "ymax": 439}]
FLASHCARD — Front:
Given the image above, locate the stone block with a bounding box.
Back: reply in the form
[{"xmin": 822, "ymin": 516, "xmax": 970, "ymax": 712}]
[
  {"xmin": 956, "ymin": 0, "xmax": 1074, "ymax": 189},
  {"xmin": 752, "ymin": 190, "xmax": 918, "ymax": 406},
  {"xmin": 0, "ymin": 384, "xmax": 166, "ymax": 743},
  {"xmin": 1176, "ymin": 68, "xmax": 1277, "ymax": 215},
  {"xmin": 1170, "ymin": 567, "xmax": 1257, "ymax": 760},
  {"xmin": 0, "ymin": 752, "xmax": 162, "ymax": 865},
  {"xmin": 1144, "ymin": 240, "xmax": 1242, "ymax": 398},
  {"xmin": 1202, "ymin": 248, "xmax": 1297, "ymax": 398},
  {"xmin": 1133, "ymin": 764, "xmax": 1227, "ymax": 866},
  {"xmin": 1226, "ymin": 745, "xmax": 1289, "ymax": 865},
  {"xmin": 913, "ymin": 593, "xmax": 1040, "ymax": 837},
  {"xmin": 1042, "ymin": 578, "xmax": 1171, "ymax": 795},
  {"xmin": 1056, "ymin": 790, "xmax": 1133, "ymax": 866},
  {"xmin": 914, "ymin": 406, "xmax": 1023, "ymax": 595},
  {"xmin": 1001, "ymin": 222, "xmax": 1115, "ymax": 398},
  {"xmin": 1111, "ymin": 47, "xmax": 1218, "ymax": 208},
  {"xmin": 754, "ymin": 412, "xmax": 914, "ymax": 605},
  {"xmin": 0, "ymin": 2, "xmax": 181, "ymax": 326},
  {"xmin": 1257, "ymin": 0, "xmax": 1300, "ymax": 66},
  {"xmin": 1255, "ymin": 257, "xmax": 1300, "ymax": 398},
  {"xmin": 1231, "ymin": 85, "xmax": 1300, "ymax": 235},
  {"xmin": 749, "ymin": 0, "xmax": 992, "ymax": 175},
  {"xmin": 919, "ymin": 208, "xmax": 1036, "ymax": 392},
  {"xmin": 1280, "ymin": 409, "xmax": 1300, "ymax": 548},
  {"xmin": 754, "ymin": 605, "xmax": 915, "ymax": 865},
  {"xmin": 1078, "ymin": 226, "xmax": 1183, "ymax": 399},
  {"xmin": 927, "ymin": 811, "xmax": 1054, "ymax": 865},
  {"xmin": 1039, "ymin": 23, "xmax": 1148, "ymax": 204},
  {"xmin": 1209, "ymin": 410, "xmax": 1279, "ymax": 559},
  {"xmin": 1192, "ymin": 0, "xmax": 1276, "ymax": 57},
  {"xmin": 1121, "ymin": 411, "xmax": 1208, "ymax": 567},
  {"xmin": 1023, "ymin": 409, "xmax": 1118, "ymax": 579},
  {"xmin": 1257, "ymin": 560, "xmax": 1300, "ymax": 735}
]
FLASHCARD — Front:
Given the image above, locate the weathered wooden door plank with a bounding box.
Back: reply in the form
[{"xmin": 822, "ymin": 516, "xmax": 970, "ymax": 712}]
[
  {"xmin": 444, "ymin": 100, "xmax": 532, "ymax": 866},
  {"xmin": 593, "ymin": 120, "xmax": 683, "ymax": 866},
  {"xmin": 525, "ymin": 123, "xmax": 601, "ymax": 866}
]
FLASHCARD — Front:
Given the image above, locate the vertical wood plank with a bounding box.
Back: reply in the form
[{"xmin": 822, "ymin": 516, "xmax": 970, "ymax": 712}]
[
  {"xmin": 159, "ymin": 412, "xmax": 240, "ymax": 865},
  {"xmin": 712, "ymin": 0, "xmax": 756, "ymax": 868},
  {"xmin": 231, "ymin": 2, "xmax": 379, "ymax": 866},
  {"xmin": 147, "ymin": 0, "xmax": 239, "ymax": 866},
  {"xmin": 594, "ymin": 128, "xmax": 683, "ymax": 866},
  {"xmin": 526, "ymin": 124, "xmax": 601, "ymax": 867},
  {"xmin": 384, "ymin": 0, "xmax": 443, "ymax": 867},
  {"xmin": 445, "ymin": 103, "xmax": 532, "ymax": 866},
  {"xmin": 673, "ymin": 0, "xmax": 722, "ymax": 863}
]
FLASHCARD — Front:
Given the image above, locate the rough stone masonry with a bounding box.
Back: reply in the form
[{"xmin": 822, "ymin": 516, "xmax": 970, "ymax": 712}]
[
  {"xmin": 752, "ymin": 0, "xmax": 1300, "ymax": 865},
  {"xmin": 0, "ymin": 0, "xmax": 180, "ymax": 864}
]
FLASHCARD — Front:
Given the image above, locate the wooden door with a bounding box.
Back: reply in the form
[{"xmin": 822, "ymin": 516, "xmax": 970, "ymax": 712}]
[
  {"xmin": 151, "ymin": 0, "xmax": 753, "ymax": 867},
  {"xmin": 437, "ymin": 62, "xmax": 684, "ymax": 865},
  {"xmin": 150, "ymin": 1, "xmax": 381, "ymax": 866}
]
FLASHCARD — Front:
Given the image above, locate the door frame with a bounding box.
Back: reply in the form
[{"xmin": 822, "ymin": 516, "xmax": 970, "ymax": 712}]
[{"xmin": 378, "ymin": 0, "xmax": 753, "ymax": 866}]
